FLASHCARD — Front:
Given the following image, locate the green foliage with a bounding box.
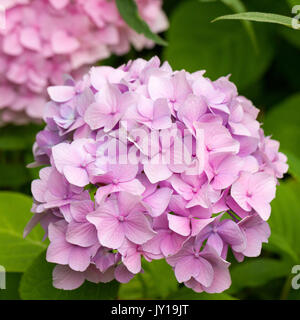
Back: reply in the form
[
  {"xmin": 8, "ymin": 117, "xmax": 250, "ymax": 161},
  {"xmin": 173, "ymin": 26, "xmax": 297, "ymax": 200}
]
[
  {"xmin": 19, "ymin": 251, "xmax": 119, "ymax": 300},
  {"xmin": 119, "ymin": 259, "xmax": 237, "ymax": 300},
  {"xmin": 166, "ymin": 287, "xmax": 237, "ymax": 300},
  {"xmin": 0, "ymin": 192, "xmax": 47, "ymax": 272},
  {"xmin": 0, "ymin": 125, "xmax": 40, "ymax": 151},
  {"xmin": 229, "ymin": 258, "xmax": 291, "ymax": 294},
  {"xmin": 267, "ymin": 180, "xmax": 300, "ymax": 263},
  {"xmin": 213, "ymin": 12, "xmax": 295, "ymax": 28},
  {"xmin": 164, "ymin": 1, "xmax": 274, "ymax": 90},
  {"xmin": 284, "ymin": 151, "xmax": 300, "ymax": 181},
  {"xmin": 115, "ymin": 0, "xmax": 167, "ymax": 46},
  {"xmin": 0, "ymin": 164, "xmax": 30, "ymax": 188},
  {"xmin": 263, "ymin": 94, "xmax": 300, "ymax": 159},
  {"xmin": 0, "ymin": 273, "xmax": 22, "ymax": 300},
  {"xmin": 119, "ymin": 259, "xmax": 178, "ymax": 299}
]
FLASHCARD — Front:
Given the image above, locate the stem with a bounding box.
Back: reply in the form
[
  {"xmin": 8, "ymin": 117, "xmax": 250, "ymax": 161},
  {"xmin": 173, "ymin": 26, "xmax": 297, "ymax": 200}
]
[
  {"xmin": 227, "ymin": 210, "xmax": 240, "ymax": 222},
  {"xmin": 280, "ymin": 274, "xmax": 292, "ymax": 300},
  {"xmin": 138, "ymin": 273, "xmax": 148, "ymax": 299}
]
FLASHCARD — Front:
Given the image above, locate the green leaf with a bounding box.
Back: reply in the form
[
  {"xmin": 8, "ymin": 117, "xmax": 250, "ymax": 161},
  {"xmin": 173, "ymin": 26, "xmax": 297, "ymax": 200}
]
[
  {"xmin": 166, "ymin": 286, "xmax": 237, "ymax": 300},
  {"xmin": 19, "ymin": 251, "xmax": 119, "ymax": 300},
  {"xmin": 0, "ymin": 125, "xmax": 41, "ymax": 151},
  {"xmin": 279, "ymin": 26, "xmax": 300, "ymax": 50},
  {"xmin": 267, "ymin": 180, "xmax": 300, "ymax": 263},
  {"xmin": 115, "ymin": 0, "xmax": 167, "ymax": 46},
  {"xmin": 263, "ymin": 94, "xmax": 300, "ymax": 159},
  {"xmin": 218, "ymin": 0, "xmax": 258, "ymax": 51},
  {"xmin": 164, "ymin": 1, "xmax": 274, "ymax": 90},
  {"xmin": 287, "ymin": 0, "xmax": 300, "ymax": 8},
  {"xmin": 283, "ymin": 150, "xmax": 300, "ymax": 181},
  {"xmin": 213, "ymin": 12, "xmax": 295, "ymax": 28},
  {"xmin": 119, "ymin": 259, "xmax": 178, "ymax": 299},
  {"xmin": 0, "ymin": 164, "xmax": 30, "ymax": 188},
  {"xmin": 228, "ymin": 258, "xmax": 291, "ymax": 294},
  {"xmin": 0, "ymin": 273, "xmax": 22, "ymax": 300},
  {"xmin": 0, "ymin": 192, "xmax": 47, "ymax": 272}
]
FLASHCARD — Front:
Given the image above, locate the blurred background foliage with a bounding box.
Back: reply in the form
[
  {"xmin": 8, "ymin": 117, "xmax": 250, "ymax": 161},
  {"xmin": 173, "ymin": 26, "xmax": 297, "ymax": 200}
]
[{"xmin": 0, "ymin": 0, "xmax": 300, "ymax": 300}]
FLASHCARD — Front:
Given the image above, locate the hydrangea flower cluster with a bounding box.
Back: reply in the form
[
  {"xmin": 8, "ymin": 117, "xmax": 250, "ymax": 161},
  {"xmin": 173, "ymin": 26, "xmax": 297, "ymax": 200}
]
[
  {"xmin": 26, "ymin": 56, "xmax": 288, "ymax": 293},
  {"xmin": 0, "ymin": 0, "xmax": 167, "ymax": 124}
]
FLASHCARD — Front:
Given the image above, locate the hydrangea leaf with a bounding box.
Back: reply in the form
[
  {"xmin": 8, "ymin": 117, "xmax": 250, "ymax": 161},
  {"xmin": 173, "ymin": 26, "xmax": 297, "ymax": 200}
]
[
  {"xmin": 0, "ymin": 164, "xmax": 30, "ymax": 188},
  {"xmin": 228, "ymin": 258, "xmax": 291, "ymax": 294},
  {"xmin": 0, "ymin": 125, "xmax": 41, "ymax": 151},
  {"xmin": 0, "ymin": 192, "xmax": 47, "ymax": 272},
  {"xmin": 166, "ymin": 286, "xmax": 237, "ymax": 300},
  {"xmin": 115, "ymin": 0, "xmax": 167, "ymax": 46},
  {"xmin": 263, "ymin": 94, "xmax": 300, "ymax": 159},
  {"xmin": 279, "ymin": 26, "xmax": 300, "ymax": 50},
  {"xmin": 164, "ymin": 1, "xmax": 274, "ymax": 90},
  {"xmin": 19, "ymin": 251, "xmax": 119, "ymax": 300},
  {"xmin": 282, "ymin": 150, "xmax": 300, "ymax": 181},
  {"xmin": 286, "ymin": 0, "xmax": 300, "ymax": 9},
  {"xmin": 213, "ymin": 12, "xmax": 295, "ymax": 28},
  {"xmin": 119, "ymin": 259, "xmax": 177, "ymax": 299},
  {"xmin": 0, "ymin": 273, "xmax": 22, "ymax": 300},
  {"xmin": 214, "ymin": 0, "xmax": 258, "ymax": 50},
  {"xmin": 266, "ymin": 180, "xmax": 300, "ymax": 263}
]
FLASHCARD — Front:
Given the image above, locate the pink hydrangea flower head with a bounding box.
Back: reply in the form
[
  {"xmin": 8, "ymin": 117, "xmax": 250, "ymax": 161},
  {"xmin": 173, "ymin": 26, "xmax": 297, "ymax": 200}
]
[
  {"xmin": 0, "ymin": 0, "xmax": 168, "ymax": 124},
  {"xmin": 26, "ymin": 56, "xmax": 287, "ymax": 293}
]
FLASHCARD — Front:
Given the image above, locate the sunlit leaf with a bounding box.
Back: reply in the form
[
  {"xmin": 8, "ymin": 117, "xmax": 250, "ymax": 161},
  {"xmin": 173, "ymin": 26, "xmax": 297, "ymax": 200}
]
[
  {"xmin": 213, "ymin": 12, "xmax": 295, "ymax": 28},
  {"xmin": 0, "ymin": 192, "xmax": 46, "ymax": 272}
]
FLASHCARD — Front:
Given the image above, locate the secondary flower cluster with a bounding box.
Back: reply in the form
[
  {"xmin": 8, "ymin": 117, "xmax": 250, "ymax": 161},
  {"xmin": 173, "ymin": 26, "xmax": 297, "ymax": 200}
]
[
  {"xmin": 0, "ymin": 0, "xmax": 167, "ymax": 124},
  {"xmin": 26, "ymin": 56, "xmax": 288, "ymax": 293}
]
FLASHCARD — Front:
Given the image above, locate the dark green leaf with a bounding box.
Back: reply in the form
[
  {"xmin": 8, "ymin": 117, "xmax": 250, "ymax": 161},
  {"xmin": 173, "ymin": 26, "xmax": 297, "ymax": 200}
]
[
  {"xmin": 229, "ymin": 258, "xmax": 291, "ymax": 294},
  {"xmin": 119, "ymin": 259, "xmax": 177, "ymax": 299},
  {"xmin": 166, "ymin": 286, "xmax": 237, "ymax": 300},
  {"xmin": 19, "ymin": 251, "xmax": 119, "ymax": 300},
  {"xmin": 0, "ymin": 125, "xmax": 41, "ymax": 151},
  {"xmin": 283, "ymin": 150, "xmax": 300, "ymax": 180},
  {"xmin": 164, "ymin": 1, "xmax": 274, "ymax": 90},
  {"xmin": 0, "ymin": 164, "xmax": 30, "ymax": 188},
  {"xmin": 0, "ymin": 273, "xmax": 22, "ymax": 300},
  {"xmin": 115, "ymin": 0, "xmax": 167, "ymax": 46},
  {"xmin": 263, "ymin": 94, "xmax": 300, "ymax": 159},
  {"xmin": 267, "ymin": 180, "xmax": 300, "ymax": 262}
]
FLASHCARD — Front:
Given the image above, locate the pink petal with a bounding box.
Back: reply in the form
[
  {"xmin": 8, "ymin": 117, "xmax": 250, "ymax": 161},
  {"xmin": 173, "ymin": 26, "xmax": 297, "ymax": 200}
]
[
  {"xmin": 68, "ymin": 246, "xmax": 93, "ymax": 272},
  {"xmin": 66, "ymin": 221, "xmax": 97, "ymax": 247},
  {"xmin": 148, "ymin": 75, "xmax": 173, "ymax": 101},
  {"xmin": 51, "ymin": 30, "xmax": 80, "ymax": 54},
  {"xmin": 167, "ymin": 214, "xmax": 191, "ymax": 236},
  {"xmin": 49, "ymin": 0, "xmax": 69, "ymax": 9},
  {"xmin": 124, "ymin": 211, "xmax": 156, "ymax": 245},
  {"xmin": 88, "ymin": 213, "xmax": 124, "ymax": 249},
  {"xmin": 63, "ymin": 166, "xmax": 89, "ymax": 187},
  {"xmin": 174, "ymin": 256, "xmax": 199, "ymax": 283},
  {"xmin": 48, "ymin": 86, "xmax": 75, "ymax": 103},
  {"xmin": 20, "ymin": 27, "xmax": 41, "ymax": 51},
  {"xmin": 193, "ymin": 257, "xmax": 214, "ymax": 287},
  {"xmin": 114, "ymin": 264, "xmax": 135, "ymax": 283},
  {"xmin": 144, "ymin": 187, "xmax": 173, "ymax": 217},
  {"xmin": 53, "ymin": 265, "xmax": 85, "ymax": 290}
]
